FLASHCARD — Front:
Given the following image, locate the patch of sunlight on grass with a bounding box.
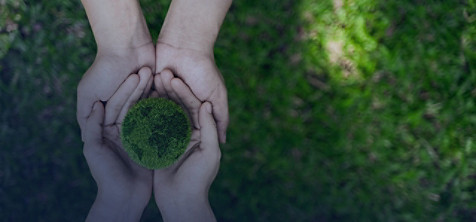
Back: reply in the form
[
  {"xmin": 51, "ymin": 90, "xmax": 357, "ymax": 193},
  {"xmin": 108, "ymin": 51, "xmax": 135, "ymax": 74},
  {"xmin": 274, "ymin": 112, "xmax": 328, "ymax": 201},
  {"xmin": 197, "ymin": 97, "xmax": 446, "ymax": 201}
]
[{"xmin": 300, "ymin": 0, "xmax": 385, "ymax": 84}]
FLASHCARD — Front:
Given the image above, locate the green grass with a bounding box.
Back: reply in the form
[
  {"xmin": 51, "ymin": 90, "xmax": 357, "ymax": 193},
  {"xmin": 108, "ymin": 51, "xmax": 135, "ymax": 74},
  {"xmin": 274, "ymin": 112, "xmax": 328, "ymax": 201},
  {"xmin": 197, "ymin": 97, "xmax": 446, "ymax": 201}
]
[{"xmin": 1, "ymin": 0, "xmax": 475, "ymax": 221}]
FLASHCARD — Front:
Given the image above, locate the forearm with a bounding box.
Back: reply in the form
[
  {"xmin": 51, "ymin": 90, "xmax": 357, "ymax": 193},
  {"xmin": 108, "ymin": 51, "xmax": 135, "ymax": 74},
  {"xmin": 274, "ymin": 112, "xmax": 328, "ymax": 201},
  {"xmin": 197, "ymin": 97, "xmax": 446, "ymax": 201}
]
[
  {"xmin": 81, "ymin": 0, "xmax": 152, "ymax": 53},
  {"xmin": 158, "ymin": 197, "xmax": 216, "ymax": 222},
  {"xmin": 158, "ymin": 0, "xmax": 232, "ymax": 53},
  {"xmin": 86, "ymin": 194, "xmax": 146, "ymax": 222}
]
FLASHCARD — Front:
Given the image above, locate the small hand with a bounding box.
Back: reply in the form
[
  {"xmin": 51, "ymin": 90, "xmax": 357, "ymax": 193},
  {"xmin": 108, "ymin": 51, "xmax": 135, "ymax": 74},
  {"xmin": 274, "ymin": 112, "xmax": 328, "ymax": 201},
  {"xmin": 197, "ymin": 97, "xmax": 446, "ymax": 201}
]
[
  {"xmin": 82, "ymin": 68, "xmax": 153, "ymax": 222},
  {"xmin": 155, "ymin": 42, "xmax": 229, "ymax": 143},
  {"xmin": 152, "ymin": 75, "xmax": 220, "ymax": 222}
]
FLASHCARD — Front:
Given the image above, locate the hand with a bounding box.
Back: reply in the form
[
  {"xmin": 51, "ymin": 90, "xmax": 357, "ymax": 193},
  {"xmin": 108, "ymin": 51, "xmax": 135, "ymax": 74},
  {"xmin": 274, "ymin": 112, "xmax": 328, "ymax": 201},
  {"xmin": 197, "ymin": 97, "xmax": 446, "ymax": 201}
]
[
  {"xmin": 155, "ymin": 42, "xmax": 229, "ymax": 143},
  {"xmin": 78, "ymin": 0, "xmax": 156, "ymax": 140},
  {"xmin": 77, "ymin": 45, "xmax": 155, "ymax": 141},
  {"xmin": 152, "ymin": 75, "xmax": 221, "ymax": 222},
  {"xmin": 82, "ymin": 69, "xmax": 153, "ymax": 222}
]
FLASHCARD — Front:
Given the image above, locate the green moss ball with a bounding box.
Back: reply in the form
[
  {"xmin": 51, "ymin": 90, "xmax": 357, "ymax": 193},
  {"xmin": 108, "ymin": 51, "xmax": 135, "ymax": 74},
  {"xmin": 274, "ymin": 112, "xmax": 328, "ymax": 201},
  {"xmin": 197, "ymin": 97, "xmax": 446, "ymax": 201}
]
[{"xmin": 121, "ymin": 98, "xmax": 191, "ymax": 169}]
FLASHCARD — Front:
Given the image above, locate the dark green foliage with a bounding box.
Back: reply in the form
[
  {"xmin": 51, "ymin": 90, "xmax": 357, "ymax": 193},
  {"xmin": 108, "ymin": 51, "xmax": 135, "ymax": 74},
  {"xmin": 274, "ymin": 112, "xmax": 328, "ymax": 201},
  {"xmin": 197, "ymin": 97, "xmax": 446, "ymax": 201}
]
[{"xmin": 121, "ymin": 98, "xmax": 191, "ymax": 169}]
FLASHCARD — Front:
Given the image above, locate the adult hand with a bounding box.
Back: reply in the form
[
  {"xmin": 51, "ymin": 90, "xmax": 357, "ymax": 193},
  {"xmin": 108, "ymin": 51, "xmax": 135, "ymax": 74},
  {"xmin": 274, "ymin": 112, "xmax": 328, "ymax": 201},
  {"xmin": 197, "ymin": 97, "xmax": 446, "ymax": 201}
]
[
  {"xmin": 153, "ymin": 75, "xmax": 221, "ymax": 222},
  {"xmin": 82, "ymin": 69, "xmax": 153, "ymax": 222},
  {"xmin": 77, "ymin": 47, "xmax": 155, "ymax": 141},
  {"xmin": 154, "ymin": 0, "xmax": 232, "ymax": 143},
  {"xmin": 155, "ymin": 42, "xmax": 228, "ymax": 143},
  {"xmin": 78, "ymin": 0, "xmax": 155, "ymax": 140}
]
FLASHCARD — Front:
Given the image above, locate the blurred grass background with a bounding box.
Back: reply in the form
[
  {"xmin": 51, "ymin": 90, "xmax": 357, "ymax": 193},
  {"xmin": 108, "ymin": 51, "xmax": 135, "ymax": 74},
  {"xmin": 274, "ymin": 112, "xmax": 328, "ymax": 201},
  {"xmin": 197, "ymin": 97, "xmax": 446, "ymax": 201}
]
[{"xmin": 1, "ymin": 0, "xmax": 475, "ymax": 221}]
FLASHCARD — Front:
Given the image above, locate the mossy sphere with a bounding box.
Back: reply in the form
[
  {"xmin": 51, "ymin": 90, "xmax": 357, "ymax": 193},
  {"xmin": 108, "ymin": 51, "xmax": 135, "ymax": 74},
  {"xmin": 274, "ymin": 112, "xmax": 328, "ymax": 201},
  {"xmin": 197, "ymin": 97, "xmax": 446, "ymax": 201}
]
[{"xmin": 121, "ymin": 98, "xmax": 191, "ymax": 169}]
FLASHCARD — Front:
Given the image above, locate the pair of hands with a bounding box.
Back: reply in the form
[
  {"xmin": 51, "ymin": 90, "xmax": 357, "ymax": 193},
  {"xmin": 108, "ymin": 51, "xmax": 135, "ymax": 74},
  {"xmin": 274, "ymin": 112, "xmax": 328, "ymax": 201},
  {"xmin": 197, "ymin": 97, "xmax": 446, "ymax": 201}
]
[
  {"xmin": 82, "ymin": 67, "xmax": 220, "ymax": 221},
  {"xmin": 77, "ymin": 41, "xmax": 228, "ymax": 143},
  {"xmin": 77, "ymin": 0, "xmax": 231, "ymax": 219}
]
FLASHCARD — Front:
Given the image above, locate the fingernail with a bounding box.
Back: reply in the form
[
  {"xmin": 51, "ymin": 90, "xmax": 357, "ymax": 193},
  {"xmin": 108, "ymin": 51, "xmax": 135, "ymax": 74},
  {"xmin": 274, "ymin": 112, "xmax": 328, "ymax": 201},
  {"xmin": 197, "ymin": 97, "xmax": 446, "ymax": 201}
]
[{"xmin": 206, "ymin": 103, "xmax": 212, "ymax": 113}]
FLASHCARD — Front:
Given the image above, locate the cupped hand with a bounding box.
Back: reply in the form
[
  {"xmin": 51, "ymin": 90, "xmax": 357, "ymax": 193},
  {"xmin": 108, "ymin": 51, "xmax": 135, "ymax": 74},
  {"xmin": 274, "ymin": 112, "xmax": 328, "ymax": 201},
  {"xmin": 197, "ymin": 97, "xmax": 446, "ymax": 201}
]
[
  {"xmin": 152, "ymin": 75, "xmax": 221, "ymax": 221},
  {"xmin": 82, "ymin": 68, "xmax": 153, "ymax": 221},
  {"xmin": 155, "ymin": 42, "xmax": 228, "ymax": 143},
  {"xmin": 77, "ymin": 43, "xmax": 155, "ymax": 141}
]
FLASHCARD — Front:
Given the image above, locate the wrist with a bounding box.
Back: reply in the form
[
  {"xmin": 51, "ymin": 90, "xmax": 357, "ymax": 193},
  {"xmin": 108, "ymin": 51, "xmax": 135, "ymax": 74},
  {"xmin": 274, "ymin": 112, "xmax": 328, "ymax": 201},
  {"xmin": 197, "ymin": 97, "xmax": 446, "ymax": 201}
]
[
  {"xmin": 157, "ymin": 30, "xmax": 215, "ymax": 55},
  {"xmin": 82, "ymin": 0, "xmax": 152, "ymax": 53},
  {"xmin": 154, "ymin": 40, "xmax": 218, "ymax": 76},
  {"xmin": 95, "ymin": 29, "xmax": 153, "ymax": 56},
  {"xmin": 155, "ymin": 40, "xmax": 214, "ymax": 61},
  {"xmin": 157, "ymin": 195, "xmax": 215, "ymax": 222},
  {"xmin": 87, "ymin": 193, "xmax": 148, "ymax": 222},
  {"xmin": 157, "ymin": 0, "xmax": 232, "ymax": 54}
]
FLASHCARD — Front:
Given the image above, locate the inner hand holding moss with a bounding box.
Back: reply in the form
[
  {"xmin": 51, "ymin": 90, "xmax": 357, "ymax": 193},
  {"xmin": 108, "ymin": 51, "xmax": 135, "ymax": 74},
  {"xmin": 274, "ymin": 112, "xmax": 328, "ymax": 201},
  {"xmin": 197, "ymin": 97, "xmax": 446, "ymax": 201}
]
[
  {"xmin": 82, "ymin": 68, "xmax": 153, "ymax": 222},
  {"xmin": 152, "ymin": 75, "xmax": 221, "ymax": 222}
]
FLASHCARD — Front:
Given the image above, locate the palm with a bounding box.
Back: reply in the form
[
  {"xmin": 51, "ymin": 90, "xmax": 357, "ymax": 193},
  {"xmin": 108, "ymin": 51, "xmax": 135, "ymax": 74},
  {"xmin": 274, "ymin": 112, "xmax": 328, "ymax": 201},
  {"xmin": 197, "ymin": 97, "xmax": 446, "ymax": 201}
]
[
  {"xmin": 83, "ymin": 69, "xmax": 155, "ymax": 209},
  {"xmin": 151, "ymin": 74, "xmax": 220, "ymax": 203},
  {"xmin": 153, "ymin": 127, "xmax": 203, "ymax": 192},
  {"xmin": 77, "ymin": 43, "xmax": 155, "ymax": 136},
  {"xmin": 155, "ymin": 42, "xmax": 228, "ymax": 143}
]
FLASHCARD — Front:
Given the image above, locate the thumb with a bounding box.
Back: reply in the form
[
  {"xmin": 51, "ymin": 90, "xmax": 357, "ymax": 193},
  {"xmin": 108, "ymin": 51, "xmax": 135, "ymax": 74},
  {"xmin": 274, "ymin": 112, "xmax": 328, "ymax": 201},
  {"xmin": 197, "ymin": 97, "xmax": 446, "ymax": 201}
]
[
  {"xmin": 199, "ymin": 102, "xmax": 220, "ymax": 153},
  {"xmin": 83, "ymin": 101, "xmax": 105, "ymax": 145}
]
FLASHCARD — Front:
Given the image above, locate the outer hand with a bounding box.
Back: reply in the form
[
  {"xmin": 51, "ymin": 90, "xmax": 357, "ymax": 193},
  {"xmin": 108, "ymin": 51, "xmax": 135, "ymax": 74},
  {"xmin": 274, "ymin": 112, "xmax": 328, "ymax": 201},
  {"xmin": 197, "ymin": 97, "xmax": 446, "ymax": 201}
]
[
  {"xmin": 152, "ymin": 74, "xmax": 220, "ymax": 222},
  {"xmin": 82, "ymin": 69, "xmax": 153, "ymax": 222},
  {"xmin": 155, "ymin": 42, "xmax": 228, "ymax": 143}
]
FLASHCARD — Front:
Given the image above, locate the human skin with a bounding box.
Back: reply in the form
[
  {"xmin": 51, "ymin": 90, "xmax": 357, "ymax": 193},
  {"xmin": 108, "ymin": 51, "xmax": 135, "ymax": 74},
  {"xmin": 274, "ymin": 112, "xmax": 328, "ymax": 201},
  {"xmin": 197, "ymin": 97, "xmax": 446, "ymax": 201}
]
[
  {"xmin": 79, "ymin": 0, "xmax": 227, "ymax": 219},
  {"xmin": 78, "ymin": 1, "xmax": 155, "ymax": 220},
  {"xmin": 84, "ymin": 71, "xmax": 221, "ymax": 221},
  {"xmin": 77, "ymin": 0, "xmax": 155, "ymax": 140},
  {"xmin": 152, "ymin": 73, "xmax": 221, "ymax": 222},
  {"xmin": 155, "ymin": 0, "xmax": 233, "ymax": 143},
  {"xmin": 83, "ymin": 70, "xmax": 153, "ymax": 222},
  {"xmin": 78, "ymin": 0, "xmax": 232, "ymax": 143}
]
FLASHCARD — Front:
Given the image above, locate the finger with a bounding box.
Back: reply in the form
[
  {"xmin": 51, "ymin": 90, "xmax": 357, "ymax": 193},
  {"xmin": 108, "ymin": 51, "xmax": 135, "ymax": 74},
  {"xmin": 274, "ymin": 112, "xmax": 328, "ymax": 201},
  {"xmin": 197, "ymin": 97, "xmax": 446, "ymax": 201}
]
[
  {"xmin": 142, "ymin": 71, "xmax": 154, "ymax": 99},
  {"xmin": 212, "ymin": 93, "xmax": 229, "ymax": 143},
  {"xmin": 104, "ymin": 74, "xmax": 139, "ymax": 126},
  {"xmin": 117, "ymin": 68, "xmax": 152, "ymax": 123},
  {"xmin": 83, "ymin": 101, "xmax": 105, "ymax": 145},
  {"xmin": 77, "ymin": 83, "xmax": 96, "ymax": 140},
  {"xmin": 216, "ymin": 110, "xmax": 229, "ymax": 143},
  {"xmin": 153, "ymin": 74, "xmax": 168, "ymax": 98},
  {"xmin": 160, "ymin": 69, "xmax": 181, "ymax": 104},
  {"xmin": 171, "ymin": 78, "xmax": 201, "ymax": 129},
  {"xmin": 199, "ymin": 102, "xmax": 220, "ymax": 154}
]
